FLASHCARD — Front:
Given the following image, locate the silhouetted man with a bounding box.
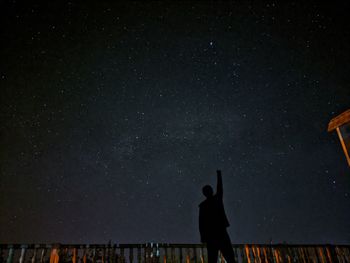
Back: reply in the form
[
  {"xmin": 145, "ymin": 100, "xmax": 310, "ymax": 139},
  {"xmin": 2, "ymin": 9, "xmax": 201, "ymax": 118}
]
[{"xmin": 199, "ymin": 170, "xmax": 236, "ymax": 263}]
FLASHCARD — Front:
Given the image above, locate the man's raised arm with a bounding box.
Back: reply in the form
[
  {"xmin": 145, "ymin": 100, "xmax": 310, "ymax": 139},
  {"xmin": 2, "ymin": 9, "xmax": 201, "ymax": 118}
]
[{"xmin": 216, "ymin": 170, "xmax": 223, "ymax": 198}]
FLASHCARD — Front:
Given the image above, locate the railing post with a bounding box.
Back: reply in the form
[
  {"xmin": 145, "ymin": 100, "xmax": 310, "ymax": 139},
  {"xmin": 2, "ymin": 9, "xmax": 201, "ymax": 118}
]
[
  {"xmin": 93, "ymin": 248, "xmax": 97, "ymax": 263},
  {"xmin": 120, "ymin": 247, "xmax": 125, "ymax": 263},
  {"xmin": 193, "ymin": 247, "xmax": 197, "ymax": 263},
  {"xmin": 130, "ymin": 247, "xmax": 134, "ymax": 263},
  {"xmin": 261, "ymin": 246, "xmax": 268, "ymax": 263},
  {"xmin": 254, "ymin": 245, "xmax": 260, "ymax": 263},
  {"xmin": 297, "ymin": 247, "xmax": 305, "ymax": 263},
  {"xmin": 306, "ymin": 247, "xmax": 313, "ymax": 263},
  {"xmin": 111, "ymin": 245, "xmax": 117, "ymax": 263},
  {"xmin": 244, "ymin": 245, "xmax": 251, "ymax": 263},
  {"xmin": 276, "ymin": 247, "xmax": 282, "ymax": 263},
  {"xmin": 316, "ymin": 247, "xmax": 324, "ymax": 263},
  {"xmin": 137, "ymin": 245, "xmax": 142, "ymax": 263},
  {"xmin": 238, "ymin": 245, "xmax": 245, "ymax": 263},
  {"xmin": 170, "ymin": 247, "xmax": 175, "ymax": 263},
  {"xmin": 193, "ymin": 247, "xmax": 198, "ymax": 263},
  {"xmin": 251, "ymin": 245, "xmax": 259, "ymax": 263},
  {"xmin": 199, "ymin": 246, "xmax": 205, "ymax": 263},
  {"xmin": 31, "ymin": 247, "xmax": 37, "ymax": 263},
  {"xmin": 144, "ymin": 244, "xmax": 149, "ymax": 263},
  {"xmin": 292, "ymin": 246, "xmax": 297, "ymax": 263},
  {"xmin": 72, "ymin": 248, "xmax": 76, "ymax": 263},
  {"xmin": 49, "ymin": 245, "xmax": 59, "ymax": 263},
  {"xmin": 344, "ymin": 246, "xmax": 350, "ymax": 263},
  {"xmin": 155, "ymin": 243, "xmax": 160, "ymax": 263},
  {"xmin": 19, "ymin": 246, "xmax": 26, "ymax": 263},
  {"xmin": 185, "ymin": 247, "xmax": 192, "ymax": 263},
  {"xmin": 6, "ymin": 247, "xmax": 14, "ymax": 263},
  {"xmin": 308, "ymin": 246, "xmax": 316, "ymax": 263},
  {"xmin": 179, "ymin": 247, "xmax": 183, "ymax": 263},
  {"xmin": 335, "ymin": 246, "xmax": 343, "ymax": 263},
  {"xmin": 231, "ymin": 245, "xmax": 238, "ymax": 263},
  {"xmin": 40, "ymin": 248, "xmax": 46, "ymax": 263},
  {"xmin": 323, "ymin": 246, "xmax": 331, "ymax": 263},
  {"xmin": 82, "ymin": 247, "xmax": 87, "ymax": 263},
  {"xmin": 164, "ymin": 246, "xmax": 168, "ymax": 263},
  {"xmin": 144, "ymin": 243, "xmax": 150, "ymax": 263},
  {"xmin": 279, "ymin": 246, "xmax": 286, "ymax": 263},
  {"xmin": 251, "ymin": 245, "xmax": 256, "ymax": 263},
  {"xmin": 102, "ymin": 246, "xmax": 106, "ymax": 263}
]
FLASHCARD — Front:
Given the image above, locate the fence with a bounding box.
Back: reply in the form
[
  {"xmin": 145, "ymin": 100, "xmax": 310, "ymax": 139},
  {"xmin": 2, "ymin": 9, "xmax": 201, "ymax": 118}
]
[{"xmin": 0, "ymin": 243, "xmax": 349, "ymax": 263}]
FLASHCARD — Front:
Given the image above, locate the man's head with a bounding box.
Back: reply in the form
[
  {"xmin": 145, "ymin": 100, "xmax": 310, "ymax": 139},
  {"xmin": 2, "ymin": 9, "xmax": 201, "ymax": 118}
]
[{"xmin": 202, "ymin": 185, "xmax": 213, "ymax": 198}]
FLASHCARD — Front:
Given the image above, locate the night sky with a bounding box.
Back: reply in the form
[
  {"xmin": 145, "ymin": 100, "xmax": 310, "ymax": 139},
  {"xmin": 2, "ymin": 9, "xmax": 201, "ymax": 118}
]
[{"xmin": 1, "ymin": 2, "xmax": 350, "ymax": 244}]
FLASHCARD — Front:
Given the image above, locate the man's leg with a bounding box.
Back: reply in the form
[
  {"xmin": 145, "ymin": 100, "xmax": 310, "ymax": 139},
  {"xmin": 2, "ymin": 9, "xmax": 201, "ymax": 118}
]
[
  {"xmin": 207, "ymin": 242, "xmax": 219, "ymax": 263},
  {"xmin": 219, "ymin": 231, "xmax": 236, "ymax": 263}
]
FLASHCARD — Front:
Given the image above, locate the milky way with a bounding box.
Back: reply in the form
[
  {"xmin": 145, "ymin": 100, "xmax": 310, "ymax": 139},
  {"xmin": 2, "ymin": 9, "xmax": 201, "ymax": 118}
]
[{"xmin": 1, "ymin": 2, "xmax": 350, "ymax": 244}]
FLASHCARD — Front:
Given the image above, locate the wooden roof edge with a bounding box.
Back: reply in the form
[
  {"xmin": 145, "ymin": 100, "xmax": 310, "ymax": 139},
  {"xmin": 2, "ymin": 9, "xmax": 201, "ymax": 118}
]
[{"xmin": 328, "ymin": 109, "xmax": 350, "ymax": 132}]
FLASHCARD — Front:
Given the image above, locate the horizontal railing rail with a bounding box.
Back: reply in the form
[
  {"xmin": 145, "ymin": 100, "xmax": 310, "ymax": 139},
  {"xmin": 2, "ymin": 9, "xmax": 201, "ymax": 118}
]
[{"xmin": 0, "ymin": 243, "xmax": 349, "ymax": 263}]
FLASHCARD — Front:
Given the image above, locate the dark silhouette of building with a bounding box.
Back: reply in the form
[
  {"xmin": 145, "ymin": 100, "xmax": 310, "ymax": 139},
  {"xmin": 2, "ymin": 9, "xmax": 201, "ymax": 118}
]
[{"xmin": 199, "ymin": 170, "xmax": 236, "ymax": 263}]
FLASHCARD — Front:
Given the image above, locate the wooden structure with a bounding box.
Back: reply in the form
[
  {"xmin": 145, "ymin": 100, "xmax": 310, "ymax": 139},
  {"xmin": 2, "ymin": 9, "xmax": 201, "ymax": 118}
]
[
  {"xmin": 328, "ymin": 109, "xmax": 350, "ymax": 166},
  {"xmin": 0, "ymin": 243, "xmax": 350, "ymax": 263}
]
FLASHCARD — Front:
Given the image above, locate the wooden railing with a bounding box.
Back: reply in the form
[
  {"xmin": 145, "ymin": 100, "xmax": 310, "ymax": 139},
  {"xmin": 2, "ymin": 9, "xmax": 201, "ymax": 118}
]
[{"xmin": 0, "ymin": 243, "xmax": 349, "ymax": 263}]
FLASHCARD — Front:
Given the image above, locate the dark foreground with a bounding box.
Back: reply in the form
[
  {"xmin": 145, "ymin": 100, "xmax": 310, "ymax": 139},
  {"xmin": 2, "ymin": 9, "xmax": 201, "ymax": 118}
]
[{"xmin": 0, "ymin": 243, "xmax": 349, "ymax": 263}]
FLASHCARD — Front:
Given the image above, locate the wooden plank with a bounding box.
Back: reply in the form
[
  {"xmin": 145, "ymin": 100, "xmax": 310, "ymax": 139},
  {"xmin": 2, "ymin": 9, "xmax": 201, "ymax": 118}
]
[
  {"xmin": 328, "ymin": 109, "xmax": 350, "ymax": 132},
  {"xmin": 336, "ymin": 127, "xmax": 350, "ymax": 166}
]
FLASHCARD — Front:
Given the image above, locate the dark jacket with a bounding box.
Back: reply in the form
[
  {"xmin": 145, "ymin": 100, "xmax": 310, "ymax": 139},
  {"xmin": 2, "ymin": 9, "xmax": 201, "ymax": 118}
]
[{"xmin": 199, "ymin": 174, "xmax": 230, "ymax": 242}]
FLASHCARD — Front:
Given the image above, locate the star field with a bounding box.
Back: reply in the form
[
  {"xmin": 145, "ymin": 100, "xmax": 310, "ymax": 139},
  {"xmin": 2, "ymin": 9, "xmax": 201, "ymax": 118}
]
[{"xmin": 1, "ymin": 2, "xmax": 350, "ymax": 244}]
